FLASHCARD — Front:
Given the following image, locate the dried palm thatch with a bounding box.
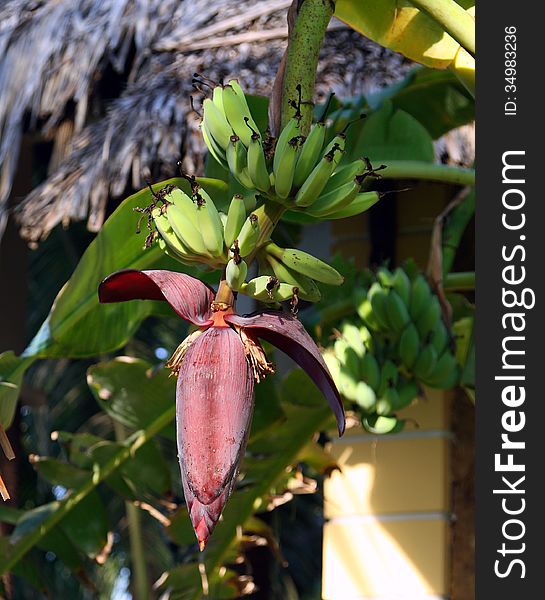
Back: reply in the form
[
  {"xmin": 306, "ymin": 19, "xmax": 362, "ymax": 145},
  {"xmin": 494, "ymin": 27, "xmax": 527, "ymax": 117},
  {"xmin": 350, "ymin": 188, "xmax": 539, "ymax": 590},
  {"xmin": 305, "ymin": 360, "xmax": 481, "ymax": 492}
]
[{"xmin": 0, "ymin": 0, "xmax": 412, "ymax": 244}]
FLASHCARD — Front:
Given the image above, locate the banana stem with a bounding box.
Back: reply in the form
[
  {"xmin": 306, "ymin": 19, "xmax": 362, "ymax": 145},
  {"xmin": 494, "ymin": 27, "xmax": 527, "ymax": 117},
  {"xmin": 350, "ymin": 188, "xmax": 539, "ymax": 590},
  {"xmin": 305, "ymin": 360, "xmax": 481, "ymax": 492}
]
[
  {"xmin": 113, "ymin": 421, "xmax": 149, "ymax": 600},
  {"xmin": 280, "ymin": 0, "xmax": 335, "ymax": 135},
  {"xmin": 379, "ymin": 161, "xmax": 475, "ymax": 186},
  {"xmin": 215, "ymin": 273, "xmax": 235, "ymax": 307},
  {"xmin": 408, "ymin": 0, "xmax": 475, "ymax": 57},
  {"xmin": 442, "ymin": 188, "xmax": 475, "ymax": 278},
  {"xmin": 443, "ymin": 271, "xmax": 475, "ymax": 291}
]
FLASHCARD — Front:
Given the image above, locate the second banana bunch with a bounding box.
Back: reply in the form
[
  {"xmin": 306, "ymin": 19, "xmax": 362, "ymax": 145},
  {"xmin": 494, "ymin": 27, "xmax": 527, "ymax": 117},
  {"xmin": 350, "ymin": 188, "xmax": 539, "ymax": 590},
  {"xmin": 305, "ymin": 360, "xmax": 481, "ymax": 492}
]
[{"xmin": 201, "ymin": 78, "xmax": 382, "ymax": 218}]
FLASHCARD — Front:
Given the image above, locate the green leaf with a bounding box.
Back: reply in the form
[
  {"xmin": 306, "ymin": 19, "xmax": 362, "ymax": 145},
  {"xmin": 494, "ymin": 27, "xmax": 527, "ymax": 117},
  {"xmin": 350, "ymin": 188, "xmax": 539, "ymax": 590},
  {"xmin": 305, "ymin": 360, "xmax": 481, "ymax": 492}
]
[
  {"xmin": 368, "ymin": 67, "xmax": 474, "ymax": 139},
  {"xmin": 0, "ymin": 358, "xmax": 176, "ymax": 575},
  {"xmin": 23, "ymin": 177, "xmax": 226, "ymax": 360},
  {"xmin": 346, "ymin": 101, "xmax": 434, "ymax": 164},
  {"xmin": 0, "ymin": 352, "xmax": 35, "ymax": 427}
]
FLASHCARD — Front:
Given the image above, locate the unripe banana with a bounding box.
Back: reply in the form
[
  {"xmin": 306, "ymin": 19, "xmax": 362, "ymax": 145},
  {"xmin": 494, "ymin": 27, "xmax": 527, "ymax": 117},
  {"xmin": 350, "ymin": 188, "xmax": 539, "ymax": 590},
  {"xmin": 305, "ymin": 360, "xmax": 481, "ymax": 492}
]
[
  {"xmin": 226, "ymin": 258, "xmax": 248, "ymax": 291},
  {"xmin": 392, "ymin": 267, "xmax": 411, "ymax": 306},
  {"xmin": 368, "ymin": 282, "xmax": 391, "ymax": 330},
  {"xmin": 378, "ymin": 360, "xmax": 399, "ymax": 397},
  {"xmin": 360, "ymin": 352, "xmax": 380, "ymax": 391},
  {"xmin": 165, "ymin": 203, "xmax": 209, "ymax": 257},
  {"xmin": 273, "ymin": 117, "xmax": 301, "ymax": 175},
  {"xmin": 424, "ymin": 352, "xmax": 460, "ymax": 388},
  {"xmin": 265, "ymin": 253, "xmax": 321, "ymax": 302},
  {"xmin": 376, "ymin": 387, "xmax": 400, "ymax": 416},
  {"xmin": 398, "ymin": 323, "xmax": 420, "ymax": 369},
  {"xmin": 338, "ymin": 370, "xmax": 358, "ymax": 402},
  {"xmin": 194, "ymin": 188, "xmax": 225, "ymax": 258},
  {"xmin": 167, "ymin": 187, "xmax": 200, "ymax": 228},
  {"xmin": 202, "ymin": 98, "xmax": 232, "ymax": 150},
  {"xmin": 274, "ymin": 137, "xmax": 300, "ymax": 199},
  {"xmin": 241, "ymin": 276, "xmax": 297, "ymax": 303},
  {"xmin": 409, "ymin": 275, "xmax": 432, "ymax": 321},
  {"xmin": 201, "ymin": 119, "xmax": 228, "ymax": 168},
  {"xmin": 397, "ymin": 380, "xmax": 418, "ymax": 409},
  {"xmin": 321, "ymin": 159, "xmax": 367, "ymax": 195},
  {"xmin": 304, "ymin": 178, "xmax": 362, "ymax": 218},
  {"xmin": 416, "ymin": 296, "xmax": 441, "ymax": 339},
  {"xmin": 325, "ymin": 191, "xmax": 380, "ymax": 220},
  {"xmin": 430, "ymin": 322, "xmax": 449, "ymax": 356},
  {"xmin": 157, "ymin": 237, "xmax": 203, "ymax": 267},
  {"xmin": 362, "ymin": 414, "xmax": 404, "ymax": 435},
  {"xmin": 153, "ymin": 209, "xmax": 202, "ymax": 266},
  {"xmin": 376, "ymin": 266, "xmax": 394, "ymax": 288},
  {"xmin": 341, "ymin": 322, "xmax": 365, "ymax": 358},
  {"xmin": 294, "ymin": 141, "xmax": 345, "ymax": 207},
  {"xmin": 246, "ymin": 125, "xmax": 272, "ymax": 193},
  {"xmin": 413, "ymin": 345, "xmax": 438, "ymax": 380},
  {"xmin": 227, "ymin": 80, "xmax": 260, "ymax": 133},
  {"xmin": 385, "ymin": 290, "xmax": 411, "ymax": 334},
  {"xmin": 355, "ymin": 381, "xmax": 376, "ymax": 411},
  {"xmin": 292, "ymin": 122, "xmax": 326, "ymax": 189},
  {"xmin": 354, "ymin": 289, "xmax": 381, "ymax": 331},
  {"xmin": 226, "ymin": 135, "xmax": 255, "ymax": 189},
  {"xmin": 265, "ymin": 242, "xmax": 344, "ymax": 286},
  {"xmin": 335, "ymin": 339, "xmax": 360, "ymax": 381},
  {"xmin": 236, "ymin": 214, "xmax": 260, "ymax": 257},
  {"xmin": 323, "ymin": 351, "xmax": 341, "ymax": 383},
  {"xmin": 223, "ymin": 194, "xmax": 247, "ymax": 250},
  {"xmin": 222, "ymin": 83, "xmax": 256, "ymax": 147}
]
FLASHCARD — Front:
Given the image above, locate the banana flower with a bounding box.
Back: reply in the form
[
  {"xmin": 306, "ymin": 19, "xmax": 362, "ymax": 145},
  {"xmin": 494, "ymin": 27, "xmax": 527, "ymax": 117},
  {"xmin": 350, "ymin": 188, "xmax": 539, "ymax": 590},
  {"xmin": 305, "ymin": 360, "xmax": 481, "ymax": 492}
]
[{"xmin": 99, "ymin": 269, "xmax": 344, "ymax": 549}]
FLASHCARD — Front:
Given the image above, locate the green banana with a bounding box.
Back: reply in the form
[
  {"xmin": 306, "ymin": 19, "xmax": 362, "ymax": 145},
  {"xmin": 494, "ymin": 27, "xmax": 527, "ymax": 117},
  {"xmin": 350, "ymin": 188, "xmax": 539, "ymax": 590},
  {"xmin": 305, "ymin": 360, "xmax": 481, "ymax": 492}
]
[
  {"xmin": 245, "ymin": 123, "xmax": 272, "ymax": 193},
  {"xmin": 294, "ymin": 141, "xmax": 345, "ymax": 207},
  {"xmin": 194, "ymin": 188, "xmax": 225, "ymax": 258},
  {"xmin": 376, "ymin": 267, "xmax": 394, "ymax": 288},
  {"xmin": 265, "ymin": 253, "xmax": 321, "ymax": 302},
  {"xmin": 392, "ymin": 267, "xmax": 411, "ymax": 306},
  {"xmin": 424, "ymin": 352, "xmax": 460, "ymax": 388},
  {"xmin": 223, "ymin": 194, "xmax": 247, "ymax": 249},
  {"xmin": 385, "ymin": 290, "xmax": 411, "ymax": 334},
  {"xmin": 354, "ymin": 381, "xmax": 376, "ymax": 412},
  {"xmin": 304, "ymin": 178, "xmax": 362, "ymax": 218},
  {"xmin": 153, "ymin": 209, "xmax": 202, "ymax": 266},
  {"xmin": 362, "ymin": 414, "xmax": 404, "ymax": 435},
  {"xmin": 320, "ymin": 159, "xmax": 367, "ymax": 195},
  {"xmin": 430, "ymin": 322, "xmax": 449, "ymax": 356},
  {"xmin": 338, "ymin": 371, "xmax": 358, "ymax": 402},
  {"xmin": 409, "ymin": 275, "xmax": 432, "ymax": 321},
  {"xmin": 398, "ymin": 323, "xmax": 420, "ymax": 369},
  {"xmin": 226, "ymin": 135, "xmax": 255, "ymax": 189},
  {"xmin": 273, "ymin": 116, "xmax": 300, "ymax": 175},
  {"xmin": 397, "ymin": 380, "xmax": 418, "ymax": 409},
  {"xmin": 265, "ymin": 242, "xmax": 344, "ymax": 286},
  {"xmin": 413, "ymin": 345, "xmax": 438, "ymax": 380},
  {"xmin": 222, "ymin": 83, "xmax": 257, "ymax": 147},
  {"xmin": 236, "ymin": 214, "xmax": 260, "ymax": 257},
  {"xmin": 157, "ymin": 237, "xmax": 202, "ymax": 267},
  {"xmin": 368, "ymin": 282, "xmax": 391, "ymax": 330},
  {"xmin": 228, "ymin": 79, "xmax": 260, "ymax": 132},
  {"xmin": 341, "ymin": 322, "xmax": 365, "ymax": 358},
  {"xmin": 165, "ymin": 201, "xmax": 209, "ymax": 257},
  {"xmin": 226, "ymin": 258, "xmax": 248, "ymax": 291},
  {"xmin": 416, "ymin": 295, "xmax": 441, "ymax": 339},
  {"xmin": 241, "ymin": 276, "xmax": 297, "ymax": 303},
  {"xmin": 167, "ymin": 187, "xmax": 199, "ymax": 228},
  {"xmin": 202, "ymin": 98, "xmax": 232, "ymax": 150},
  {"xmin": 355, "ymin": 289, "xmax": 381, "ymax": 331},
  {"xmin": 360, "ymin": 352, "xmax": 381, "ymax": 391},
  {"xmin": 292, "ymin": 122, "xmax": 326, "ymax": 189},
  {"xmin": 201, "ymin": 118, "xmax": 228, "ymax": 168},
  {"xmin": 378, "ymin": 360, "xmax": 398, "ymax": 397},
  {"xmin": 274, "ymin": 137, "xmax": 300, "ymax": 199},
  {"xmin": 324, "ymin": 191, "xmax": 380, "ymax": 220},
  {"xmin": 376, "ymin": 387, "xmax": 401, "ymax": 416}
]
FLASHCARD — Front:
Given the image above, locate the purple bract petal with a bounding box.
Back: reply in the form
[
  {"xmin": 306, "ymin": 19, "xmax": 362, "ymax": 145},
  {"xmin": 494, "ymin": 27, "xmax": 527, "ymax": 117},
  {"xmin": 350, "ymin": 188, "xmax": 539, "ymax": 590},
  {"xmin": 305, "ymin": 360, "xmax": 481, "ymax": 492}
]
[
  {"xmin": 98, "ymin": 269, "xmax": 214, "ymax": 326},
  {"xmin": 225, "ymin": 312, "xmax": 345, "ymax": 436},
  {"xmin": 176, "ymin": 326, "xmax": 254, "ymax": 547}
]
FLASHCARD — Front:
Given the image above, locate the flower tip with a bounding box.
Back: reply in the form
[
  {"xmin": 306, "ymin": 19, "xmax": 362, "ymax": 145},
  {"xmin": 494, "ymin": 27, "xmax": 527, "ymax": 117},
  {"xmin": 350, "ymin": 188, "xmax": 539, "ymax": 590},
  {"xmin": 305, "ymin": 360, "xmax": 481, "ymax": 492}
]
[
  {"xmin": 195, "ymin": 518, "xmax": 210, "ymax": 551},
  {"xmin": 199, "ymin": 539, "xmax": 207, "ymax": 552}
]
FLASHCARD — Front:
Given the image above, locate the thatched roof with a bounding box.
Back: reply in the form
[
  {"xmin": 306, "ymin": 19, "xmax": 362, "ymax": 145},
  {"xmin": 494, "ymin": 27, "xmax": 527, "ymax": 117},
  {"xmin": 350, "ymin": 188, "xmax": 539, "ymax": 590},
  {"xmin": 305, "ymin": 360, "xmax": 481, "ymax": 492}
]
[{"xmin": 0, "ymin": 0, "xmax": 411, "ymax": 244}]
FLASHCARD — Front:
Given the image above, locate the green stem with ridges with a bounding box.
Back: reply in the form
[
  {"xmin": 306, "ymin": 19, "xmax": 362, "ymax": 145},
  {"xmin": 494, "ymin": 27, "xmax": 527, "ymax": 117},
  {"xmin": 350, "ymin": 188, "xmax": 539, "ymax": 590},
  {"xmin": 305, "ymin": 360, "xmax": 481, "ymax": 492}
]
[
  {"xmin": 0, "ymin": 405, "xmax": 176, "ymax": 576},
  {"xmin": 380, "ymin": 161, "xmax": 475, "ymax": 186},
  {"xmin": 409, "ymin": 0, "xmax": 475, "ymax": 57},
  {"xmin": 443, "ymin": 271, "xmax": 475, "ymax": 291},
  {"xmin": 281, "ymin": 0, "xmax": 335, "ymax": 135},
  {"xmin": 246, "ymin": 201, "xmax": 286, "ymax": 265}
]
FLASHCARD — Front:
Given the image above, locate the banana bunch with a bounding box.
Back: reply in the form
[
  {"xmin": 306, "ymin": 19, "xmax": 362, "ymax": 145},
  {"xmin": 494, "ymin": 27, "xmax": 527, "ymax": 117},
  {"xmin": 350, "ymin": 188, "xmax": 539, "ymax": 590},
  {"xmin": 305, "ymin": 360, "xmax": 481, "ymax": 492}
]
[
  {"xmin": 151, "ymin": 186, "xmax": 228, "ymax": 269},
  {"xmin": 354, "ymin": 266, "xmax": 461, "ymax": 389},
  {"xmin": 200, "ymin": 79, "xmax": 383, "ymax": 220},
  {"xmin": 323, "ymin": 321, "xmax": 418, "ymax": 434},
  {"xmin": 238, "ymin": 241, "xmax": 345, "ymax": 304}
]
